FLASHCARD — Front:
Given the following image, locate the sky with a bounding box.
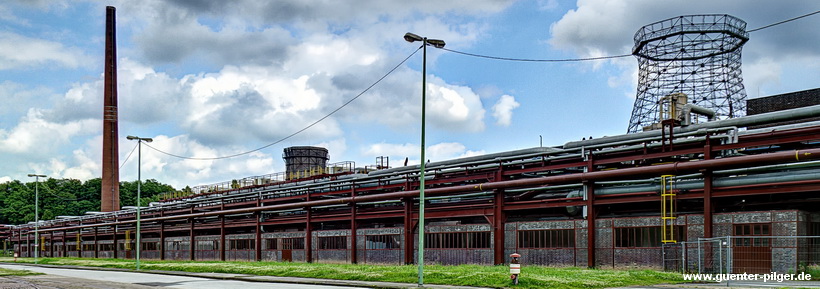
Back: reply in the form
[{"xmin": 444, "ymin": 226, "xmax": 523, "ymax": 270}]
[{"xmin": 1, "ymin": 0, "xmax": 818, "ymax": 189}]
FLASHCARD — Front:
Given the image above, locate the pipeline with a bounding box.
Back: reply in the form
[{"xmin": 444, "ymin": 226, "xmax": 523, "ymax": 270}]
[
  {"xmin": 564, "ymin": 104, "xmax": 820, "ymax": 149},
  {"xmin": 30, "ymin": 148, "xmax": 820, "ymax": 233}
]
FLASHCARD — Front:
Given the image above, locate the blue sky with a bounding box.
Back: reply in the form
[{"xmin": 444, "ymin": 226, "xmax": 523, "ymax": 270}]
[{"xmin": 1, "ymin": 0, "xmax": 818, "ymax": 189}]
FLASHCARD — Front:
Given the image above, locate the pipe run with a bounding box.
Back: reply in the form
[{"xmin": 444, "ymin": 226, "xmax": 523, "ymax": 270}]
[{"xmin": 29, "ymin": 148, "xmax": 820, "ymax": 234}]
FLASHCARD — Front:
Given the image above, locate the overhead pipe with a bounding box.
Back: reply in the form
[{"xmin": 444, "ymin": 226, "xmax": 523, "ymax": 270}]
[
  {"xmin": 28, "ymin": 148, "xmax": 820, "ymax": 233},
  {"xmin": 564, "ymin": 104, "xmax": 820, "ymax": 149},
  {"xmin": 681, "ymin": 103, "xmax": 716, "ymax": 125}
]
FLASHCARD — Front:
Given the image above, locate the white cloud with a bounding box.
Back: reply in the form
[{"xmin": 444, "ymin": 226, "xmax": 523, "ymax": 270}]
[
  {"xmin": 426, "ymin": 80, "xmax": 486, "ymax": 132},
  {"xmin": 0, "ymin": 32, "xmax": 90, "ymax": 70},
  {"xmin": 492, "ymin": 95, "xmax": 520, "ymax": 126},
  {"xmin": 0, "ymin": 109, "xmax": 97, "ymax": 154},
  {"xmin": 743, "ymin": 58, "xmax": 782, "ymax": 98}
]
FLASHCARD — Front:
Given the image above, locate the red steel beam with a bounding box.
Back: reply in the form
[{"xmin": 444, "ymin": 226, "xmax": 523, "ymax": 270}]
[{"xmin": 33, "ymin": 148, "xmax": 820, "ymax": 233}]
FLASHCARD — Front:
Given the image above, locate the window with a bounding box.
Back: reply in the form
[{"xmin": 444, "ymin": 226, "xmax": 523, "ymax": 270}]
[
  {"xmin": 615, "ymin": 226, "xmax": 686, "ymax": 248},
  {"xmin": 83, "ymin": 243, "xmax": 94, "ymax": 251},
  {"xmin": 196, "ymin": 240, "xmax": 218, "ymax": 250},
  {"xmin": 366, "ymin": 235, "xmax": 400, "ymax": 249},
  {"xmin": 265, "ymin": 239, "xmax": 278, "ymax": 250},
  {"xmin": 733, "ymin": 224, "xmax": 770, "ymax": 247},
  {"xmin": 98, "ymin": 243, "xmax": 115, "ymax": 251},
  {"xmin": 142, "ymin": 242, "xmax": 159, "ymax": 251},
  {"xmin": 318, "ymin": 236, "xmax": 347, "ymax": 250},
  {"xmin": 282, "ymin": 237, "xmax": 305, "ymax": 250},
  {"xmin": 229, "ymin": 239, "xmax": 255, "ymax": 250},
  {"xmin": 517, "ymin": 229, "xmax": 575, "ymax": 248},
  {"xmin": 425, "ymin": 232, "xmax": 490, "ymax": 249}
]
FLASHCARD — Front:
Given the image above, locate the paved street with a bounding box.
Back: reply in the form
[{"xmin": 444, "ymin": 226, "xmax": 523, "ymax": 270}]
[{"xmin": 0, "ymin": 264, "xmax": 368, "ymax": 289}]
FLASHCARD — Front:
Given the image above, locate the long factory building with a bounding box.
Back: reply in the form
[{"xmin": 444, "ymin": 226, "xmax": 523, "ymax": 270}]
[{"xmin": 4, "ymin": 88, "xmax": 820, "ymax": 273}]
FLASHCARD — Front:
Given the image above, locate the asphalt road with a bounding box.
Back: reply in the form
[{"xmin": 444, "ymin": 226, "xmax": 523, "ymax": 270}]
[{"xmin": 0, "ymin": 264, "xmax": 369, "ymax": 289}]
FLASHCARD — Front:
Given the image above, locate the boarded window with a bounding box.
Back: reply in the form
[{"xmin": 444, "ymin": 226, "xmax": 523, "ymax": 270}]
[
  {"xmin": 365, "ymin": 235, "xmax": 400, "ymax": 249},
  {"xmin": 615, "ymin": 226, "xmax": 686, "ymax": 248},
  {"xmin": 425, "ymin": 231, "xmax": 490, "ymax": 249},
  {"xmin": 318, "ymin": 236, "xmax": 347, "ymax": 250},
  {"xmin": 517, "ymin": 229, "xmax": 575, "ymax": 248}
]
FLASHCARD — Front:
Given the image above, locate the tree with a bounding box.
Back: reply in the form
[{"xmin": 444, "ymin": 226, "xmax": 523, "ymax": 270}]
[{"xmin": 0, "ymin": 178, "xmax": 177, "ymax": 225}]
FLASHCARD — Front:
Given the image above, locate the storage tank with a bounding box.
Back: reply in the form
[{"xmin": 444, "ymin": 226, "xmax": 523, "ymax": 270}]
[{"xmin": 283, "ymin": 146, "xmax": 329, "ymax": 179}]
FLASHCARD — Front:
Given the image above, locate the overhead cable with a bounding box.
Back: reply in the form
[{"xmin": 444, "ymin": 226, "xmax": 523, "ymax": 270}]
[{"xmin": 145, "ymin": 47, "xmax": 422, "ymax": 160}]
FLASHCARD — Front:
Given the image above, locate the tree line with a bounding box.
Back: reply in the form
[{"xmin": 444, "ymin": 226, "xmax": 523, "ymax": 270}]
[{"xmin": 0, "ymin": 178, "xmax": 176, "ymax": 225}]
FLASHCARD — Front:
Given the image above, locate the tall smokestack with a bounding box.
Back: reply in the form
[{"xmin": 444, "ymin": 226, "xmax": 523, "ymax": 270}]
[{"xmin": 101, "ymin": 6, "xmax": 120, "ymax": 212}]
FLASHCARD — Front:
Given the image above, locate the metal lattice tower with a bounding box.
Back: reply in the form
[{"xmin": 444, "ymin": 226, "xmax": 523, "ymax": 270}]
[{"xmin": 628, "ymin": 14, "xmax": 749, "ymax": 133}]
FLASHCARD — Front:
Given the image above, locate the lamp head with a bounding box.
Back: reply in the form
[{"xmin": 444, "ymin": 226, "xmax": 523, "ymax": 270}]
[
  {"xmin": 427, "ymin": 39, "xmax": 446, "ymax": 48},
  {"xmin": 127, "ymin": 135, "xmax": 137, "ymax": 140},
  {"xmin": 404, "ymin": 32, "xmax": 423, "ymax": 43}
]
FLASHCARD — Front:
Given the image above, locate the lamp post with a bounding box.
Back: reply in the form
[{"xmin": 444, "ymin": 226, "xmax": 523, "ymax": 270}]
[
  {"xmin": 403, "ymin": 32, "xmax": 445, "ymax": 287},
  {"xmin": 27, "ymin": 173, "xmax": 46, "ymax": 264},
  {"xmin": 126, "ymin": 135, "xmax": 152, "ymax": 270}
]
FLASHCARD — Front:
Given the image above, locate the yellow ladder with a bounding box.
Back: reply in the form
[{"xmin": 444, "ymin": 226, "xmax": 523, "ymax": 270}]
[{"xmin": 661, "ymin": 175, "xmax": 677, "ymax": 243}]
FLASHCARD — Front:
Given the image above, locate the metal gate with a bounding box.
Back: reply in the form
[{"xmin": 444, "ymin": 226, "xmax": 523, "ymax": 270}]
[{"xmin": 662, "ymin": 237, "xmax": 730, "ymax": 274}]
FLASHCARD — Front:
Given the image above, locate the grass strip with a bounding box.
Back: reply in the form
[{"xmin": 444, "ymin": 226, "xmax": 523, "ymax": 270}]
[
  {"xmin": 0, "ymin": 257, "xmax": 683, "ymax": 289},
  {"xmin": 0, "ymin": 267, "xmax": 44, "ymax": 276}
]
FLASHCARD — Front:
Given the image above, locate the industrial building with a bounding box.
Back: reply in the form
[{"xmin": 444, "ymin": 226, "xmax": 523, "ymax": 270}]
[
  {"xmin": 4, "ymin": 88, "xmax": 820, "ymax": 274},
  {"xmin": 4, "ymin": 11, "xmax": 820, "ymax": 274}
]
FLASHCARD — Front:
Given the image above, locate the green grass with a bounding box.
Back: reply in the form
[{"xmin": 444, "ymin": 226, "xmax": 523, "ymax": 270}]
[
  {"xmin": 0, "ymin": 267, "xmax": 44, "ymax": 276},
  {"xmin": 0, "ymin": 257, "xmax": 684, "ymax": 289}
]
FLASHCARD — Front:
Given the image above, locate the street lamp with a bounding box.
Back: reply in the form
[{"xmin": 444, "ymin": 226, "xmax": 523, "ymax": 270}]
[
  {"xmin": 27, "ymin": 173, "xmax": 47, "ymax": 264},
  {"xmin": 126, "ymin": 135, "xmax": 152, "ymax": 270},
  {"xmin": 403, "ymin": 32, "xmax": 445, "ymax": 287}
]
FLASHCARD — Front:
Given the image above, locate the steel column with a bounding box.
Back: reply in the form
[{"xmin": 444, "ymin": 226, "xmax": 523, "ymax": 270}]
[
  {"xmin": 493, "ymin": 188, "xmax": 505, "ymax": 265},
  {"xmin": 585, "ymin": 152, "xmax": 596, "ymax": 268},
  {"xmin": 94, "ymin": 227, "xmax": 98, "ymax": 258},
  {"xmin": 403, "ymin": 197, "xmax": 414, "ymax": 265},
  {"xmin": 49, "ymin": 231, "xmax": 54, "ymax": 258},
  {"xmin": 220, "ymin": 217, "xmax": 226, "ymax": 261},
  {"xmin": 112, "ymin": 226, "xmax": 118, "ymax": 259},
  {"xmin": 255, "ymin": 211, "xmax": 262, "ymax": 261},
  {"xmin": 350, "ymin": 188, "xmax": 358, "ymax": 264},
  {"xmin": 189, "ymin": 217, "xmax": 195, "ymax": 260},
  {"xmin": 305, "ymin": 208, "xmax": 313, "ymax": 263},
  {"xmin": 159, "ymin": 221, "xmax": 165, "ymax": 260},
  {"xmin": 63, "ymin": 230, "xmax": 68, "ymax": 256},
  {"xmin": 703, "ymin": 141, "xmax": 714, "ymax": 238}
]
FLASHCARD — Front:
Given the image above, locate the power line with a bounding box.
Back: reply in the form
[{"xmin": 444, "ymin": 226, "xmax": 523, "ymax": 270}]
[
  {"xmin": 140, "ymin": 10, "xmax": 819, "ymax": 161},
  {"xmin": 442, "ymin": 10, "xmax": 820, "ymax": 62},
  {"xmin": 748, "ymin": 10, "xmax": 820, "ymax": 32},
  {"xmin": 120, "ymin": 142, "xmax": 138, "ymax": 169},
  {"xmin": 146, "ymin": 47, "xmax": 422, "ymax": 161},
  {"xmin": 441, "ymin": 48, "xmax": 631, "ymax": 62}
]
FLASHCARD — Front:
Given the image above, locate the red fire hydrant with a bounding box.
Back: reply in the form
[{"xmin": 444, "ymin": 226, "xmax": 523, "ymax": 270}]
[{"xmin": 510, "ymin": 253, "xmax": 521, "ymax": 285}]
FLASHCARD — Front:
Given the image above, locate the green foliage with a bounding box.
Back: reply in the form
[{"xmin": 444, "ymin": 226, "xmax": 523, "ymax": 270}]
[{"xmin": 0, "ymin": 178, "xmax": 176, "ymax": 225}]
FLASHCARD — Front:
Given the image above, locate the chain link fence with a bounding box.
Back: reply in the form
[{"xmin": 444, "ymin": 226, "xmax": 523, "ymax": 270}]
[{"xmin": 664, "ymin": 236, "xmax": 820, "ymax": 274}]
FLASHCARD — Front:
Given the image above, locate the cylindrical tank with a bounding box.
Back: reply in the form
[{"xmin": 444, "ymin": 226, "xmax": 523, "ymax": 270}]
[{"xmin": 283, "ymin": 146, "xmax": 329, "ymax": 179}]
